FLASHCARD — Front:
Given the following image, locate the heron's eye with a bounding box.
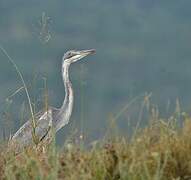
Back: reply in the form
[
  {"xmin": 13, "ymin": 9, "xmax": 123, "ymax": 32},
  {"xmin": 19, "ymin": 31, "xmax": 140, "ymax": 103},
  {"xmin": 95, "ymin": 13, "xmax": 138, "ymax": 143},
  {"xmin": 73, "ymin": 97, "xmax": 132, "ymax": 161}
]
[{"xmin": 67, "ymin": 52, "xmax": 74, "ymax": 58}]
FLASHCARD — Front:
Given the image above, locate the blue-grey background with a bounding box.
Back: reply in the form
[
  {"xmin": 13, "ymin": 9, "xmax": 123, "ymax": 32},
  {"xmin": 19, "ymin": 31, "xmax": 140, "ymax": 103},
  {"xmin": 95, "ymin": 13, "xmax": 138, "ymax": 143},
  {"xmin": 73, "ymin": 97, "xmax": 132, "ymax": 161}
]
[{"xmin": 0, "ymin": 0, "xmax": 191, "ymax": 143}]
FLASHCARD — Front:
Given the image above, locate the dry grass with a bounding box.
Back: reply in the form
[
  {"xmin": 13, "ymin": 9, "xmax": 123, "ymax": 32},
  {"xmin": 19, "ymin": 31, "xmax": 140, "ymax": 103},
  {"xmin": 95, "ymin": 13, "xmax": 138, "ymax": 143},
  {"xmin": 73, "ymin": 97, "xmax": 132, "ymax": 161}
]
[{"xmin": 1, "ymin": 115, "xmax": 191, "ymax": 180}]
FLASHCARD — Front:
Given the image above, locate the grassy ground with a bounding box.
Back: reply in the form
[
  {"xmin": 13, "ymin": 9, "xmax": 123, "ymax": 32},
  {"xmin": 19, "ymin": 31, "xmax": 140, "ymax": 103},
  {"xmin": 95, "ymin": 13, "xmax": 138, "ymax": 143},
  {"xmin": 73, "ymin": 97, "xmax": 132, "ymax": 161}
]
[{"xmin": 1, "ymin": 114, "xmax": 191, "ymax": 180}]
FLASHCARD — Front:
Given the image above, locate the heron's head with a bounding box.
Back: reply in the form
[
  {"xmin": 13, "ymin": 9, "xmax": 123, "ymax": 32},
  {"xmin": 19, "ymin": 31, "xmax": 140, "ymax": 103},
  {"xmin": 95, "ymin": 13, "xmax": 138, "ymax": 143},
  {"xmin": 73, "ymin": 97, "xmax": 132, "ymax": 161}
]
[{"xmin": 63, "ymin": 49, "xmax": 95, "ymax": 64}]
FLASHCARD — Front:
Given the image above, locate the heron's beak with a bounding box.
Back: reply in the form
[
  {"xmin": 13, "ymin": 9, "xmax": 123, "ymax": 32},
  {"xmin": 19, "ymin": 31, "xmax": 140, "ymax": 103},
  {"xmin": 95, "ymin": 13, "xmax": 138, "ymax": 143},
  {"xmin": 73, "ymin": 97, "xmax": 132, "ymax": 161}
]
[
  {"xmin": 70, "ymin": 49, "xmax": 95, "ymax": 63},
  {"xmin": 79, "ymin": 49, "xmax": 96, "ymax": 57}
]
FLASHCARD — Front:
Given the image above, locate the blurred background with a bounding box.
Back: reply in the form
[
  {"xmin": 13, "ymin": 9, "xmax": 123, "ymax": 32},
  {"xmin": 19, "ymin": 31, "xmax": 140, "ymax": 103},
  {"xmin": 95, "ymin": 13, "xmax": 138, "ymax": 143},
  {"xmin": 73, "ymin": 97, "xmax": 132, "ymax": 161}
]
[{"xmin": 0, "ymin": 0, "xmax": 191, "ymax": 144}]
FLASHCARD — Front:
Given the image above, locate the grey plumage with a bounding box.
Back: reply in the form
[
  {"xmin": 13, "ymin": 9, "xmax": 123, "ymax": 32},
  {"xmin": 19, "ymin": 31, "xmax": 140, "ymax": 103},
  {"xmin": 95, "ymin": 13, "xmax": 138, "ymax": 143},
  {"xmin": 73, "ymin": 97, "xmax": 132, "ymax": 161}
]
[{"xmin": 10, "ymin": 49, "xmax": 95, "ymax": 149}]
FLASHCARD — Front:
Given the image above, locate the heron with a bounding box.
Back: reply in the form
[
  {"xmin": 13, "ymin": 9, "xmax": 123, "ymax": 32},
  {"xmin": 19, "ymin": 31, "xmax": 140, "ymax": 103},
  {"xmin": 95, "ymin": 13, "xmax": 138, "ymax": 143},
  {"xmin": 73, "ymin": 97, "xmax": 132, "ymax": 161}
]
[{"xmin": 10, "ymin": 49, "xmax": 95, "ymax": 150}]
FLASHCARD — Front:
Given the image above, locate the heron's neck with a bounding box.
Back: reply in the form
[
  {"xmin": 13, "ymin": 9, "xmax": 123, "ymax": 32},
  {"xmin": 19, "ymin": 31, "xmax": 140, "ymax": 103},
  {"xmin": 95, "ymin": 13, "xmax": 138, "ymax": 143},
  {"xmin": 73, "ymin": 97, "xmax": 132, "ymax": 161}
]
[
  {"xmin": 63, "ymin": 62, "xmax": 71, "ymax": 94},
  {"xmin": 62, "ymin": 62, "xmax": 74, "ymax": 108},
  {"xmin": 55, "ymin": 62, "xmax": 74, "ymax": 131}
]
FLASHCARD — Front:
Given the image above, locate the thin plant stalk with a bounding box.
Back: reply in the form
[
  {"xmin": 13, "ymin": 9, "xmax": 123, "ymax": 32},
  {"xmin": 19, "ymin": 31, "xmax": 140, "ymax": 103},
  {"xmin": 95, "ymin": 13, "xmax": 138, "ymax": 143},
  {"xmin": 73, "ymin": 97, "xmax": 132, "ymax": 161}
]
[{"xmin": 0, "ymin": 45, "xmax": 38, "ymax": 145}]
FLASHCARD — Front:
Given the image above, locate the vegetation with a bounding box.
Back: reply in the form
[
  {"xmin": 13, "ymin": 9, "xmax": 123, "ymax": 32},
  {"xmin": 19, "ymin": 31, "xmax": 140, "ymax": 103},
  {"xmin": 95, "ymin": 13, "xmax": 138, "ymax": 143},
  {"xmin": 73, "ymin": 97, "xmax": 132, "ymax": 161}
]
[{"xmin": 1, "ymin": 113, "xmax": 191, "ymax": 180}]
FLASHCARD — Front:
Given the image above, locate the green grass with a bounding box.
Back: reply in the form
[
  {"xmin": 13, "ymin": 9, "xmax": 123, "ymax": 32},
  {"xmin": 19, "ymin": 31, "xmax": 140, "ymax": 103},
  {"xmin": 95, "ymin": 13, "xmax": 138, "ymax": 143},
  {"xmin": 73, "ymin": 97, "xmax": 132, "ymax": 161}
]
[{"xmin": 1, "ymin": 114, "xmax": 191, "ymax": 180}]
